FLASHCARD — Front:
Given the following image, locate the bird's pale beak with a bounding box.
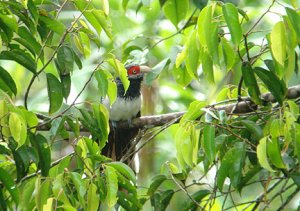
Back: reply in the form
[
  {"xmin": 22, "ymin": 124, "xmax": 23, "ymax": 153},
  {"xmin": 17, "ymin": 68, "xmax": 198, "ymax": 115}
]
[{"xmin": 140, "ymin": 65, "xmax": 152, "ymax": 73}]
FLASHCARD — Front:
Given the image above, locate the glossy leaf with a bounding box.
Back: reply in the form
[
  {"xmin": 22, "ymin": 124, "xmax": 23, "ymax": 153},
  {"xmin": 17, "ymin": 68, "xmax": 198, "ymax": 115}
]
[
  {"xmin": 147, "ymin": 175, "xmax": 167, "ymax": 196},
  {"xmin": 220, "ymin": 37, "xmax": 236, "ymax": 71},
  {"xmin": 92, "ymin": 103, "xmax": 110, "ymax": 149},
  {"xmin": 9, "ymin": 112, "xmax": 27, "ymax": 148},
  {"xmin": 0, "ymin": 66, "xmax": 17, "ymax": 96},
  {"xmin": 270, "ymin": 22, "xmax": 286, "ymax": 66},
  {"xmin": 267, "ymin": 137, "xmax": 285, "ymax": 169},
  {"xmin": 203, "ymin": 125, "xmax": 215, "ymax": 163},
  {"xmin": 0, "ymin": 49, "xmax": 37, "ymax": 74},
  {"xmin": 222, "ymin": 3, "xmax": 242, "ymax": 45},
  {"xmin": 254, "ymin": 67, "xmax": 287, "ymax": 105},
  {"xmin": 241, "ymin": 62, "xmax": 261, "ymax": 104},
  {"xmin": 107, "ymin": 162, "xmax": 136, "ymax": 183},
  {"xmin": 0, "ymin": 14, "xmax": 18, "ymax": 31},
  {"xmin": 0, "ymin": 167, "xmax": 19, "ymax": 204},
  {"xmin": 46, "ymin": 73, "xmax": 63, "ymax": 114},
  {"xmin": 270, "ymin": 119, "xmax": 284, "ymax": 138},
  {"xmin": 105, "ymin": 165, "xmax": 118, "ymax": 208},
  {"xmin": 162, "ymin": 0, "xmax": 189, "ymax": 27},
  {"xmin": 257, "ymin": 137, "xmax": 275, "ymax": 172},
  {"xmin": 172, "ymin": 66, "xmax": 193, "ymax": 87}
]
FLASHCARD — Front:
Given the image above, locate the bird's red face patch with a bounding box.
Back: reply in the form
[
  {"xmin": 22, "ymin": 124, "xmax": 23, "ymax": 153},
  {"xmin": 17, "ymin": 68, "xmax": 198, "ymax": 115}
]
[{"xmin": 127, "ymin": 65, "xmax": 140, "ymax": 76}]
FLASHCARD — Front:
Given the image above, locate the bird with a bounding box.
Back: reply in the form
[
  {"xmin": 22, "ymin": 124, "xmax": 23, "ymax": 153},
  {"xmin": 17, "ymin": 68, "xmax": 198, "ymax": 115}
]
[{"xmin": 102, "ymin": 64, "xmax": 151, "ymax": 165}]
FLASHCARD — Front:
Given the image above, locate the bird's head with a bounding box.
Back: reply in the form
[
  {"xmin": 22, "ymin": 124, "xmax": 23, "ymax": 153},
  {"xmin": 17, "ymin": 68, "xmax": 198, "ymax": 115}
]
[{"xmin": 125, "ymin": 64, "xmax": 151, "ymax": 79}]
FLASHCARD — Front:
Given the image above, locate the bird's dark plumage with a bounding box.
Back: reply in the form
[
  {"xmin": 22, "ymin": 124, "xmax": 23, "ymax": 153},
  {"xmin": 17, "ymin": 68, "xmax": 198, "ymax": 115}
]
[{"xmin": 102, "ymin": 65, "xmax": 151, "ymax": 165}]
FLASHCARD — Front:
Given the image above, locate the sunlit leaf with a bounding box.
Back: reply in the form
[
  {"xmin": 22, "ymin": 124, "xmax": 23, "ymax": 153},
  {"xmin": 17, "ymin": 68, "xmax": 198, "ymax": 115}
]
[
  {"xmin": 9, "ymin": 112, "xmax": 27, "ymax": 148},
  {"xmin": 202, "ymin": 49, "xmax": 214, "ymax": 83},
  {"xmin": 257, "ymin": 137, "xmax": 275, "ymax": 172},
  {"xmin": 92, "ymin": 10, "xmax": 113, "ymax": 39},
  {"xmin": 105, "ymin": 165, "xmax": 118, "ymax": 208},
  {"xmin": 92, "ymin": 103, "xmax": 110, "ymax": 149},
  {"xmin": 107, "ymin": 162, "xmax": 136, "ymax": 183},
  {"xmin": 267, "ymin": 137, "xmax": 285, "ymax": 169},
  {"xmin": 87, "ymin": 183, "xmax": 99, "ymax": 211},
  {"xmin": 270, "ymin": 21, "xmax": 287, "ymax": 66},
  {"xmin": 35, "ymin": 179, "xmax": 51, "ymax": 211},
  {"xmin": 180, "ymin": 101, "xmax": 206, "ymax": 123},
  {"xmin": 0, "ymin": 14, "xmax": 18, "ymax": 31},
  {"xmin": 162, "ymin": 0, "xmax": 189, "ymax": 27},
  {"xmin": 203, "ymin": 125, "xmax": 215, "ymax": 163},
  {"xmin": 172, "ymin": 66, "xmax": 193, "ymax": 87},
  {"xmin": 222, "ymin": 3, "xmax": 242, "ymax": 45},
  {"xmin": 144, "ymin": 58, "xmax": 170, "ymax": 85},
  {"xmin": 285, "ymin": 7, "xmax": 300, "ymax": 41}
]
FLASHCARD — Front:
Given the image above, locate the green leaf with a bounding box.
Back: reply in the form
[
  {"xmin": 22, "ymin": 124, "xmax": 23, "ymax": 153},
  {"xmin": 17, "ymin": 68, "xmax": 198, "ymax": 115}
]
[
  {"xmin": 60, "ymin": 74, "xmax": 71, "ymax": 101},
  {"xmin": 241, "ymin": 62, "xmax": 261, "ymax": 104},
  {"xmin": 241, "ymin": 120, "xmax": 263, "ymax": 140},
  {"xmin": 254, "ymin": 67, "xmax": 287, "ymax": 105},
  {"xmin": 285, "ymin": 7, "xmax": 300, "ymax": 41},
  {"xmin": 39, "ymin": 15, "xmax": 66, "ymax": 35},
  {"xmin": 220, "ymin": 37, "xmax": 236, "ymax": 71},
  {"xmin": 46, "ymin": 73, "xmax": 63, "ymax": 114},
  {"xmin": 185, "ymin": 31, "xmax": 200, "ymax": 79},
  {"xmin": 17, "ymin": 26, "xmax": 42, "ymax": 58},
  {"xmin": 172, "ymin": 66, "xmax": 193, "ymax": 87},
  {"xmin": 9, "ymin": 112, "xmax": 27, "ymax": 148},
  {"xmin": 0, "ymin": 167, "xmax": 19, "ymax": 204},
  {"xmin": 193, "ymin": 0, "xmax": 208, "ymax": 9},
  {"xmin": 107, "ymin": 55, "xmax": 129, "ymax": 93},
  {"xmin": 270, "ymin": 21, "xmax": 286, "ymax": 66},
  {"xmin": 87, "ymin": 183, "xmax": 100, "ymax": 211},
  {"xmin": 267, "ymin": 137, "xmax": 285, "ymax": 169},
  {"xmin": 105, "ymin": 165, "xmax": 118, "ymax": 208},
  {"xmin": 107, "ymin": 162, "xmax": 136, "ymax": 183},
  {"xmin": 92, "ymin": 10, "xmax": 113, "ymax": 39},
  {"xmin": 217, "ymin": 142, "xmax": 246, "ymax": 190},
  {"xmin": 162, "ymin": 0, "xmax": 189, "ymax": 27},
  {"xmin": 56, "ymin": 45, "xmax": 74, "ymax": 75},
  {"xmin": 257, "ymin": 137, "xmax": 275, "ymax": 172},
  {"xmin": 182, "ymin": 190, "xmax": 210, "ymax": 211},
  {"xmin": 203, "ymin": 125, "xmax": 215, "ymax": 164},
  {"xmin": 0, "ymin": 14, "xmax": 18, "ymax": 32},
  {"xmin": 0, "ymin": 66, "xmax": 17, "ymax": 96},
  {"xmin": 147, "ymin": 175, "xmax": 167, "ymax": 196},
  {"xmin": 180, "ymin": 101, "xmax": 206, "ymax": 123},
  {"xmin": 144, "ymin": 58, "xmax": 170, "ymax": 85},
  {"xmin": 70, "ymin": 172, "xmax": 86, "ymax": 207},
  {"xmin": 0, "ymin": 49, "xmax": 37, "ymax": 74},
  {"xmin": 295, "ymin": 124, "xmax": 300, "ymax": 161},
  {"xmin": 222, "ymin": 3, "xmax": 242, "ymax": 45},
  {"xmin": 35, "ymin": 178, "xmax": 51, "ymax": 211},
  {"xmin": 30, "ymin": 134, "xmax": 51, "ymax": 177},
  {"xmin": 92, "ymin": 103, "xmax": 110, "ymax": 149},
  {"xmin": 197, "ymin": 5, "xmax": 219, "ymax": 63},
  {"xmin": 202, "ymin": 49, "xmax": 214, "ymax": 83},
  {"xmin": 270, "ymin": 119, "xmax": 284, "ymax": 138},
  {"xmin": 151, "ymin": 190, "xmax": 174, "ymax": 210}
]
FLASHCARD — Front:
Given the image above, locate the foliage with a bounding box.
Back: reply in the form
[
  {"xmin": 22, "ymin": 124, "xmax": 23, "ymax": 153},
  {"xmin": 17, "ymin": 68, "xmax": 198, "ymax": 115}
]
[{"xmin": 0, "ymin": 0, "xmax": 300, "ymax": 210}]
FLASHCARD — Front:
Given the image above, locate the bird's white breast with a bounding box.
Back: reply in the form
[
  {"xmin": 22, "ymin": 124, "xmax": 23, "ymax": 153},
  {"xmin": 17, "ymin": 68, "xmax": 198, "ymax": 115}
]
[{"xmin": 103, "ymin": 97, "xmax": 141, "ymax": 121}]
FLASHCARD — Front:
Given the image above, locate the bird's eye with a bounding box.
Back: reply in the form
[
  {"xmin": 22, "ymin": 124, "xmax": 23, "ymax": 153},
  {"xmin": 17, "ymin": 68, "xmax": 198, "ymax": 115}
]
[{"xmin": 132, "ymin": 70, "xmax": 137, "ymax": 74}]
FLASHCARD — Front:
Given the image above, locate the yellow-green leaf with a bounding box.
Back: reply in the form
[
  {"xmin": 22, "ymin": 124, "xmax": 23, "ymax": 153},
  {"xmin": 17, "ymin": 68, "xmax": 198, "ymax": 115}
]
[
  {"xmin": 162, "ymin": 0, "xmax": 189, "ymax": 27},
  {"xmin": 267, "ymin": 137, "xmax": 285, "ymax": 169},
  {"xmin": 257, "ymin": 137, "xmax": 275, "ymax": 172},
  {"xmin": 270, "ymin": 22, "xmax": 287, "ymax": 66},
  {"xmin": 86, "ymin": 183, "xmax": 99, "ymax": 211},
  {"xmin": 105, "ymin": 166, "xmax": 118, "ymax": 208},
  {"xmin": 9, "ymin": 112, "xmax": 27, "ymax": 148}
]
